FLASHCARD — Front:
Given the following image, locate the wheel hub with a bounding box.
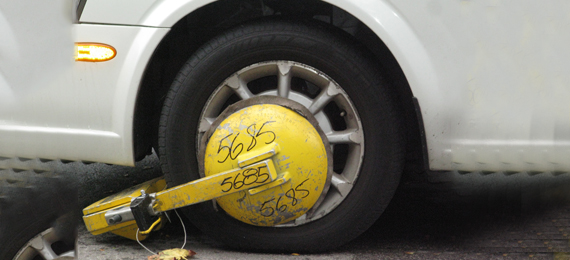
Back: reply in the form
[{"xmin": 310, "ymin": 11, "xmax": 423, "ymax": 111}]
[{"xmin": 200, "ymin": 97, "xmax": 332, "ymax": 226}]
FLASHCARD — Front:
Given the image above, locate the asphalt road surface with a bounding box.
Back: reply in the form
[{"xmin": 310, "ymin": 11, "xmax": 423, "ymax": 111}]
[{"xmin": 59, "ymin": 154, "xmax": 570, "ymax": 259}]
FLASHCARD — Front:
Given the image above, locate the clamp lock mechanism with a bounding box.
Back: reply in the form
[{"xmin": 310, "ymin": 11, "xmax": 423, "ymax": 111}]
[{"xmin": 130, "ymin": 190, "xmax": 159, "ymax": 232}]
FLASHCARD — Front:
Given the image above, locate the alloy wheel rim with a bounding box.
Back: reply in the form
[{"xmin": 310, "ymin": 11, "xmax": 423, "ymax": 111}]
[
  {"xmin": 198, "ymin": 60, "xmax": 364, "ymax": 226},
  {"xmin": 13, "ymin": 228, "xmax": 75, "ymax": 260}
]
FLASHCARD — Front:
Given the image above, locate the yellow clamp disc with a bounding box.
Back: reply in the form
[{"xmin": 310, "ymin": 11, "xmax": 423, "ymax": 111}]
[{"xmin": 203, "ymin": 102, "xmax": 329, "ymax": 226}]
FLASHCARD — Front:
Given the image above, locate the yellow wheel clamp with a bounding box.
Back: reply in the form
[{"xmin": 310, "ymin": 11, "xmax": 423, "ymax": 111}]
[{"xmin": 83, "ymin": 97, "xmax": 331, "ymax": 240}]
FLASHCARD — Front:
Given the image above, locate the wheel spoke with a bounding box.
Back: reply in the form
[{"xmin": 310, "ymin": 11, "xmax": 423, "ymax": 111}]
[
  {"xmin": 60, "ymin": 251, "xmax": 76, "ymax": 258},
  {"xmin": 277, "ymin": 62, "xmax": 292, "ymax": 98},
  {"xmin": 198, "ymin": 117, "xmax": 215, "ymax": 133},
  {"xmin": 225, "ymin": 74, "xmax": 253, "ymax": 100},
  {"xmin": 294, "ymin": 214, "xmax": 307, "ymax": 225},
  {"xmin": 37, "ymin": 247, "xmax": 58, "ymax": 260},
  {"xmin": 331, "ymin": 173, "xmax": 352, "ymax": 197},
  {"xmin": 308, "ymin": 82, "xmax": 339, "ymax": 114},
  {"xmin": 326, "ymin": 129, "xmax": 362, "ymax": 144},
  {"xmin": 30, "ymin": 235, "xmax": 58, "ymax": 259}
]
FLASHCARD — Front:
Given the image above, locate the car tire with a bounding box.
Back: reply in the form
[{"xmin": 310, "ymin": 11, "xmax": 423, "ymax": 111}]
[{"xmin": 159, "ymin": 19, "xmax": 405, "ymax": 252}]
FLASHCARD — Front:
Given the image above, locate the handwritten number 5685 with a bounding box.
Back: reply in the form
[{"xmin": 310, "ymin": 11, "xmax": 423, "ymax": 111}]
[{"xmin": 217, "ymin": 121, "xmax": 276, "ymax": 162}]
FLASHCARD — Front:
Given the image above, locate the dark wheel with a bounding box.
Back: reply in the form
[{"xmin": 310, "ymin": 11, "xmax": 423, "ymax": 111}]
[
  {"xmin": 159, "ymin": 19, "xmax": 405, "ymax": 252},
  {"xmin": 0, "ymin": 166, "xmax": 77, "ymax": 260}
]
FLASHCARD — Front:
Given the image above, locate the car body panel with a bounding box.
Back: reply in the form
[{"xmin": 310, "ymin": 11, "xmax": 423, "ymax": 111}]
[
  {"xmin": 79, "ymin": 0, "xmax": 159, "ymax": 26},
  {"xmin": 0, "ymin": 0, "xmax": 73, "ymax": 159},
  {"xmin": 0, "ymin": 23, "xmax": 169, "ymax": 165},
  {"xmin": 390, "ymin": 1, "xmax": 570, "ymax": 172}
]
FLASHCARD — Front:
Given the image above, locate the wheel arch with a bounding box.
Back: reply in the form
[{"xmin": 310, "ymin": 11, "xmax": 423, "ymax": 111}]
[{"xmin": 133, "ymin": 0, "xmax": 432, "ymax": 171}]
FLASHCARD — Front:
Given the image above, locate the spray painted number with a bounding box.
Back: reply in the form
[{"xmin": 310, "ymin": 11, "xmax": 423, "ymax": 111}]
[
  {"xmin": 217, "ymin": 121, "xmax": 276, "ymax": 163},
  {"xmin": 259, "ymin": 179, "xmax": 310, "ymax": 217},
  {"xmin": 220, "ymin": 165, "xmax": 271, "ymax": 193}
]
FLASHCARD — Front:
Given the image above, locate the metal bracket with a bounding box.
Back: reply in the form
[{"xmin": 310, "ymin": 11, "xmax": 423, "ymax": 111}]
[{"xmin": 104, "ymin": 206, "xmax": 135, "ymax": 225}]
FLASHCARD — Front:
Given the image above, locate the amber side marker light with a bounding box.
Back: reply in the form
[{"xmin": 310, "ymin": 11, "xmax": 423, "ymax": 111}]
[{"xmin": 75, "ymin": 43, "xmax": 116, "ymax": 62}]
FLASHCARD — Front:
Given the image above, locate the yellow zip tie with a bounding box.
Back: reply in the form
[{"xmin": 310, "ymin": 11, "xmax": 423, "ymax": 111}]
[
  {"xmin": 139, "ymin": 218, "xmax": 162, "ymax": 235},
  {"xmin": 137, "ymin": 211, "xmax": 190, "ymax": 258}
]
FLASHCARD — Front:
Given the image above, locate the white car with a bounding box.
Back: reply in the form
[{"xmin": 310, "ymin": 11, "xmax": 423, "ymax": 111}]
[{"xmin": 3, "ymin": 0, "xmax": 570, "ymax": 253}]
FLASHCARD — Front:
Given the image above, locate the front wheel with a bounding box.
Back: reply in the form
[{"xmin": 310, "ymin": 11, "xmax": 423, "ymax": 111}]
[{"xmin": 159, "ymin": 19, "xmax": 405, "ymax": 252}]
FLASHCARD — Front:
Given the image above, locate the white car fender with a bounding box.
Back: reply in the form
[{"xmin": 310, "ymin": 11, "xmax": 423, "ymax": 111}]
[{"xmin": 79, "ymin": 0, "xmax": 442, "ymax": 166}]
